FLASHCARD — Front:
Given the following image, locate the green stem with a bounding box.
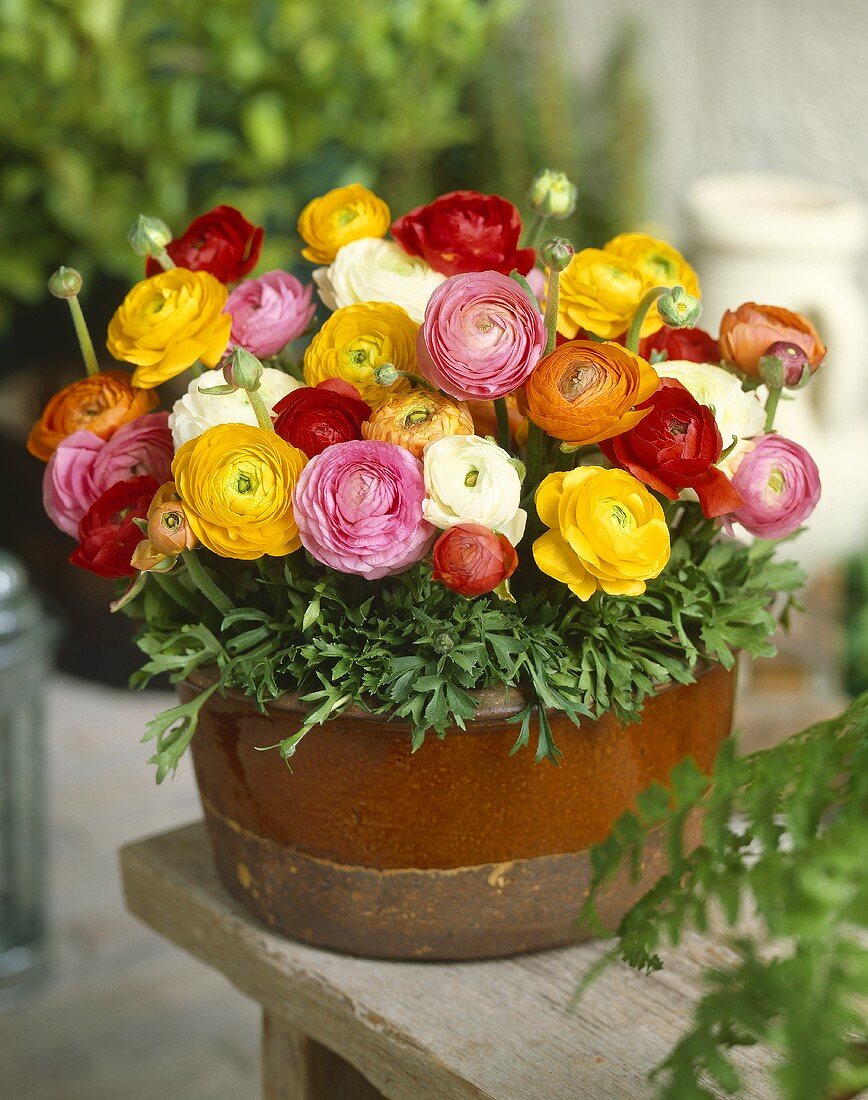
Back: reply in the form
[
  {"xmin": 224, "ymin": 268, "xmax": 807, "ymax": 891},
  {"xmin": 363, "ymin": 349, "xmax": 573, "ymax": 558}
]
[
  {"xmin": 246, "ymin": 388, "xmax": 275, "ymax": 432},
  {"xmin": 181, "ymin": 550, "xmax": 233, "ymax": 616},
  {"xmin": 625, "ymin": 285, "xmax": 668, "ymax": 353},
  {"xmin": 543, "ymin": 270, "xmax": 561, "ymax": 356},
  {"xmin": 68, "ymin": 296, "xmax": 99, "ymax": 376},
  {"xmin": 522, "ymin": 421, "xmax": 546, "ymax": 507},
  {"xmin": 522, "ymin": 211, "xmax": 548, "ymax": 249},
  {"xmin": 189, "ymin": 360, "xmax": 203, "ymax": 379},
  {"xmin": 764, "ymin": 386, "xmax": 782, "ymax": 432},
  {"xmin": 494, "ymin": 397, "xmax": 511, "ymax": 450},
  {"xmin": 153, "ymin": 247, "xmax": 176, "ymax": 271},
  {"xmin": 151, "ymin": 571, "xmax": 200, "ymax": 616}
]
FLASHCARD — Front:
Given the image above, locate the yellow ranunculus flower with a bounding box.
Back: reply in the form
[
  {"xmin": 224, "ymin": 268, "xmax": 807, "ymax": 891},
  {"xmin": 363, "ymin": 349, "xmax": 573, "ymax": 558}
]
[
  {"xmin": 604, "ymin": 232, "xmax": 701, "ymax": 301},
  {"xmin": 107, "ymin": 269, "xmax": 231, "ymax": 389},
  {"xmin": 303, "ymin": 301, "xmax": 420, "ymax": 408},
  {"xmin": 533, "ymin": 466, "xmax": 670, "ymax": 600},
  {"xmin": 172, "ymin": 423, "xmax": 306, "ymax": 559},
  {"xmin": 297, "ymin": 184, "xmax": 391, "ymax": 265},
  {"xmin": 556, "ymin": 248, "xmax": 646, "ymax": 342}
]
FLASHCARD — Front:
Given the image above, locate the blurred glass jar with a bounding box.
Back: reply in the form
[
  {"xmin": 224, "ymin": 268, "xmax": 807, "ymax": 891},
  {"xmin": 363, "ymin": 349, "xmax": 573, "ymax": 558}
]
[{"xmin": 0, "ymin": 552, "xmax": 59, "ymax": 1008}]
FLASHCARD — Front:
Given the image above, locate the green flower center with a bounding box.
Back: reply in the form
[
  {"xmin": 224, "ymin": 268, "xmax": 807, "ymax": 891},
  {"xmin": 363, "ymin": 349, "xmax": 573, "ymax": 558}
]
[{"xmin": 464, "ymin": 467, "xmax": 479, "ymax": 488}]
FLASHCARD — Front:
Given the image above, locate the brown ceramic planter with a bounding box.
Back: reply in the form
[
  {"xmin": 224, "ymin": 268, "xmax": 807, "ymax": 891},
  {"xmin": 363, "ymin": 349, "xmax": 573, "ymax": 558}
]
[{"xmin": 181, "ymin": 663, "xmax": 734, "ymax": 960}]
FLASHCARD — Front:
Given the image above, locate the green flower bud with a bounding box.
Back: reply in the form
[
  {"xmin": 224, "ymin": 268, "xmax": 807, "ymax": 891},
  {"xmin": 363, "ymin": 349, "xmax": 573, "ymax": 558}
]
[
  {"xmin": 222, "ymin": 347, "xmax": 264, "ymax": 391},
  {"xmin": 374, "ymin": 363, "xmax": 399, "ymax": 387},
  {"xmin": 48, "ymin": 266, "xmax": 83, "ymax": 299},
  {"xmin": 127, "ymin": 214, "xmax": 173, "ymax": 258},
  {"xmin": 657, "ymin": 286, "xmax": 702, "ymax": 329},
  {"xmin": 538, "ymin": 237, "xmax": 574, "ymax": 273},
  {"xmin": 527, "ymin": 169, "xmax": 578, "ymax": 219}
]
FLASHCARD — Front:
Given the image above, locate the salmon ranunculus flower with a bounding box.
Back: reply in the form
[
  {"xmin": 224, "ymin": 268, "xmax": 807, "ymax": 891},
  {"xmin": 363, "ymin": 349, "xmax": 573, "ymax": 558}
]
[
  {"xmin": 719, "ymin": 302, "xmax": 827, "ymax": 378},
  {"xmin": 362, "ymin": 391, "xmax": 473, "ymax": 459},
  {"xmin": 107, "ymin": 269, "xmax": 231, "ymax": 389},
  {"xmin": 524, "ymin": 340, "xmax": 659, "ymax": 447},
  {"xmin": 303, "ymin": 301, "xmax": 420, "ymax": 409},
  {"xmin": 172, "ymin": 423, "xmax": 307, "ymax": 559},
  {"xmin": 297, "ymin": 184, "xmax": 391, "ymax": 265},
  {"xmin": 604, "ymin": 233, "xmax": 700, "ymax": 301},
  {"xmin": 27, "ymin": 370, "xmax": 158, "ymax": 461},
  {"xmin": 556, "ymin": 248, "xmax": 646, "ymax": 341},
  {"xmin": 533, "ymin": 466, "xmax": 670, "ymax": 600}
]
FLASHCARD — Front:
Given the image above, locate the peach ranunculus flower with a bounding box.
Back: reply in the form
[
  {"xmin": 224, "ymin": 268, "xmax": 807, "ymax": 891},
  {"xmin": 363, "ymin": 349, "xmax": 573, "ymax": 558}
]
[
  {"xmin": 107, "ymin": 269, "xmax": 231, "ymax": 389},
  {"xmin": 719, "ymin": 302, "xmax": 827, "ymax": 378},
  {"xmin": 533, "ymin": 466, "xmax": 670, "ymax": 599},
  {"xmin": 27, "ymin": 370, "xmax": 158, "ymax": 461},
  {"xmin": 130, "ymin": 481, "xmax": 198, "ymax": 573},
  {"xmin": 297, "ymin": 184, "xmax": 391, "ymax": 265},
  {"xmin": 524, "ymin": 340, "xmax": 659, "ymax": 448},
  {"xmin": 362, "ymin": 391, "xmax": 473, "ymax": 459}
]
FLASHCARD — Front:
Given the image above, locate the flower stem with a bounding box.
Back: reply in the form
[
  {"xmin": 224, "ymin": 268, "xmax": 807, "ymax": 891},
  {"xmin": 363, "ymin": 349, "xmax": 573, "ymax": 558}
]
[
  {"xmin": 189, "ymin": 360, "xmax": 203, "ymax": 379},
  {"xmin": 494, "ymin": 397, "xmax": 511, "ymax": 450},
  {"xmin": 68, "ymin": 296, "xmax": 100, "ymax": 376},
  {"xmin": 523, "ymin": 212, "xmax": 548, "ymax": 249},
  {"xmin": 153, "ymin": 247, "xmax": 175, "ymax": 271},
  {"xmin": 764, "ymin": 386, "xmax": 782, "ymax": 432},
  {"xmin": 246, "ymin": 388, "xmax": 275, "ymax": 432},
  {"xmin": 181, "ymin": 550, "xmax": 233, "ymax": 616},
  {"xmin": 543, "ymin": 270, "xmax": 561, "ymax": 356},
  {"xmin": 522, "ymin": 421, "xmax": 546, "ymax": 506},
  {"xmin": 151, "ymin": 570, "xmax": 200, "ymax": 616},
  {"xmin": 625, "ymin": 285, "xmax": 667, "ymax": 353}
]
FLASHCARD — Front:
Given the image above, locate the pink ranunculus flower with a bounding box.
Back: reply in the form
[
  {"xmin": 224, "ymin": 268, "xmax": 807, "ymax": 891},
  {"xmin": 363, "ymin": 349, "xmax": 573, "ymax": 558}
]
[
  {"xmin": 42, "ymin": 431, "xmax": 103, "ymax": 537},
  {"xmin": 728, "ymin": 433, "xmax": 821, "ymax": 539},
  {"xmin": 225, "ymin": 270, "xmax": 316, "ymax": 358},
  {"xmin": 293, "ymin": 439, "xmax": 434, "ymax": 579},
  {"xmin": 42, "ymin": 413, "xmax": 174, "ymax": 537},
  {"xmin": 416, "ymin": 271, "xmax": 546, "ymax": 401}
]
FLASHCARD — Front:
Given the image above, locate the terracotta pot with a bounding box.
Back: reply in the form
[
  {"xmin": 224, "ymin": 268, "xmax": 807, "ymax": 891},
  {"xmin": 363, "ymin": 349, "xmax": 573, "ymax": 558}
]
[{"xmin": 182, "ymin": 663, "xmax": 734, "ymax": 960}]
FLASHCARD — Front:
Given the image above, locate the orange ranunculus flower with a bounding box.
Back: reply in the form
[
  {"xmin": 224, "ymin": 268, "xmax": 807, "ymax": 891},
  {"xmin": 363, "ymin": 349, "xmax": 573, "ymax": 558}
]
[
  {"xmin": 27, "ymin": 370, "xmax": 158, "ymax": 461},
  {"xmin": 719, "ymin": 302, "xmax": 827, "ymax": 377},
  {"xmin": 524, "ymin": 340, "xmax": 659, "ymax": 447}
]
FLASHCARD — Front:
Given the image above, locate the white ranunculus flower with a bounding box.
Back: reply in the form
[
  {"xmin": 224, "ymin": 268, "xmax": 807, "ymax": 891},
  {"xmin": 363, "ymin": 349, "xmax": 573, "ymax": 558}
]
[
  {"xmin": 168, "ymin": 367, "xmax": 303, "ymax": 449},
  {"xmin": 313, "ymin": 237, "xmax": 445, "ymax": 324},
  {"xmin": 422, "ymin": 434, "xmax": 526, "ymax": 545},
  {"xmin": 656, "ymin": 360, "xmax": 765, "ymax": 448}
]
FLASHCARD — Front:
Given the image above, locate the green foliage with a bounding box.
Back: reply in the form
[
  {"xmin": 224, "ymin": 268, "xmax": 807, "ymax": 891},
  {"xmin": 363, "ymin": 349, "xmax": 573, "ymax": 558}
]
[
  {"xmin": 578, "ymin": 692, "xmax": 868, "ymax": 1100},
  {"xmin": 127, "ymin": 527, "xmax": 802, "ymax": 780},
  {"xmin": 0, "ymin": 0, "xmax": 648, "ymax": 335}
]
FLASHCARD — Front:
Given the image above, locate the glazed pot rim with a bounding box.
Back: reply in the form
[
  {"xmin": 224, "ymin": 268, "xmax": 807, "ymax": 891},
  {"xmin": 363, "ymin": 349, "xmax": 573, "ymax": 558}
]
[{"xmin": 184, "ymin": 659, "xmax": 720, "ymax": 726}]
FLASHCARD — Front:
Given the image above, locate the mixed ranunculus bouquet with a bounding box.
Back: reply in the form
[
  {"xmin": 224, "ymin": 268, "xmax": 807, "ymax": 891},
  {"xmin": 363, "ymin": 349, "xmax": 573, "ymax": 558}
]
[{"xmin": 31, "ymin": 177, "xmax": 822, "ymax": 778}]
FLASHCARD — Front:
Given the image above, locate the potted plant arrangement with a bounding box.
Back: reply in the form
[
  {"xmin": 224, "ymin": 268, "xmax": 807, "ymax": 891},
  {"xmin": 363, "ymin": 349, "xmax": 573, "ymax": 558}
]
[{"xmin": 29, "ymin": 175, "xmax": 822, "ymax": 959}]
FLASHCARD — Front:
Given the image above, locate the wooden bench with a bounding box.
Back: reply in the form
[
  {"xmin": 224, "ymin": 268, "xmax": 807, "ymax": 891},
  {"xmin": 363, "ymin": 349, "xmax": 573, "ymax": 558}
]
[{"xmin": 120, "ymin": 822, "xmax": 773, "ymax": 1099}]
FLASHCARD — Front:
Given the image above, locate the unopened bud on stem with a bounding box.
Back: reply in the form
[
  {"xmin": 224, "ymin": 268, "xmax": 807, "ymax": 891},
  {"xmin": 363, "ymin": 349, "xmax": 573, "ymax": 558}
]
[
  {"xmin": 657, "ymin": 285, "xmax": 701, "ymax": 329},
  {"xmin": 539, "ymin": 237, "xmax": 574, "ymax": 273},
  {"xmin": 527, "ymin": 169, "xmax": 578, "ymax": 220},
  {"xmin": 759, "ymin": 341, "xmax": 812, "ymax": 389},
  {"xmin": 222, "ymin": 346, "xmax": 264, "ymax": 391},
  {"xmin": 127, "ymin": 215, "xmax": 174, "ymax": 267},
  {"xmin": 48, "ymin": 266, "xmax": 83, "ymax": 299}
]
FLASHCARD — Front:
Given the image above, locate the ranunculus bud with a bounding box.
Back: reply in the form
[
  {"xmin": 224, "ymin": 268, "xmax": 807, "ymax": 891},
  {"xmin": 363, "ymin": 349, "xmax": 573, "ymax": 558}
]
[
  {"xmin": 432, "ymin": 522, "xmax": 518, "ymax": 598},
  {"xmin": 657, "ymin": 286, "xmax": 702, "ymax": 329},
  {"xmin": 758, "ymin": 341, "xmax": 812, "ymax": 389},
  {"xmin": 48, "ymin": 266, "xmax": 83, "ymax": 299},
  {"xmin": 538, "ymin": 237, "xmax": 575, "ymax": 273},
  {"xmin": 147, "ymin": 499, "xmax": 196, "ymax": 555},
  {"xmin": 222, "ymin": 347, "xmax": 264, "ymax": 391},
  {"xmin": 373, "ymin": 363, "xmax": 400, "ymax": 388},
  {"xmin": 127, "ymin": 214, "xmax": 173, "ymax": 258},
  {"xmin": 526, "ymin": 169, "xmax": 578, "ymax": 219}
]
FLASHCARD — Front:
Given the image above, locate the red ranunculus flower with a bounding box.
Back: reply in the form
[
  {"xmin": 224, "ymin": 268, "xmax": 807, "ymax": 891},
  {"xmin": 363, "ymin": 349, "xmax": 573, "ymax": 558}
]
[
  {"xmin": 600, "ymin": 379, "xmax": 742, "ymax": 518},
  {"xmin": 273, "ymin": 380, "xmax": 372, "ymax": 458},
  {"xmin": 391, "ymin": 191, "xmax": 535, "ymax": 277},
  {"xmin": 432, "ymin": 522, "xmax": 518, "ymax": 598},
  {"xmin": 639, "ymin": 325, "xmax": 720, "ymax": 364},
  {"xmin": 146, "ymin": 205, "xmax": 264, "ymax": 283},
  {"xmin": 70, "ymin": 475, "xmax": 159, "ymax": 579}
]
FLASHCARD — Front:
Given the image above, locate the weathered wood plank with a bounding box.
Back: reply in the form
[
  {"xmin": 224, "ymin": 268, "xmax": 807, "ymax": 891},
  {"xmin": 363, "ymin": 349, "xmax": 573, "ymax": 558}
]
[
  {"xmin": 121, "ymin": 822, "xmax": 776, "ymax": 1100},
  {"xmin": 262, "ymin": 1011, "xmax": 384, "ymax": 1099}
]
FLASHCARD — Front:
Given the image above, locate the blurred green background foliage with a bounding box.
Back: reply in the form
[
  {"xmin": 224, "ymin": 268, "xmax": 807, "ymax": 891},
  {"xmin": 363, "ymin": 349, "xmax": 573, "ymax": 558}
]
[{"xmin": 0, "ymin": 0, "xmax": 646, "ymax": 335}]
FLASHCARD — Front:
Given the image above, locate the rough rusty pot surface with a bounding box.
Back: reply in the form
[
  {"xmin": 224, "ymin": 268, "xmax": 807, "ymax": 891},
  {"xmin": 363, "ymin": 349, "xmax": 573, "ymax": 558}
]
[{"xmin": 183, "ymin": 664, "xmax": 734, "ymax": 959}]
